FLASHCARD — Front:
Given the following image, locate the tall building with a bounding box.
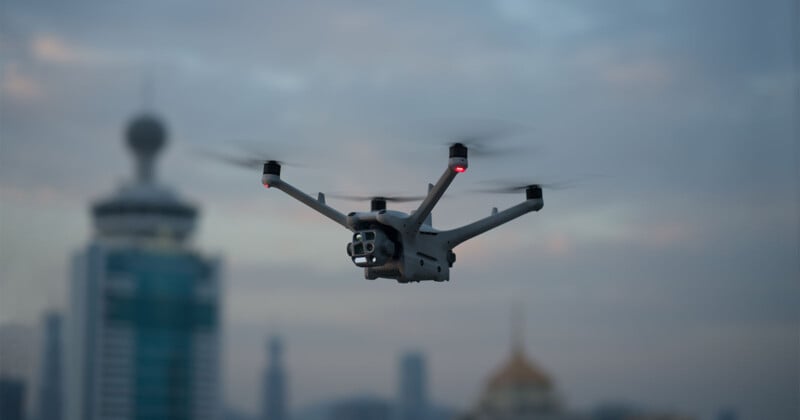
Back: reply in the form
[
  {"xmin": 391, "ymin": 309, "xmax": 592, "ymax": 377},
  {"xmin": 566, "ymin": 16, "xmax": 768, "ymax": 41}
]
[
  {"xmin": 0, "ymin": 378, "xmax": 26, "ymax": 420},
  {"xmin": 37, "ymin": 312, "xmax": 63, "ymax": 420},
  {"xmin": 398, "ymin": 351, "xmax": 428, "ymax": 420},
  {"xmin": 66, "ymin": 112, "xmax": 222, "ymax": 420},
  {"xmin": 0, "ymin": 324, "xmax": 36, "ymax": 413},
  {"xmin": 263, "ymin": 336, "xmax": 288, "ymax": 420}
]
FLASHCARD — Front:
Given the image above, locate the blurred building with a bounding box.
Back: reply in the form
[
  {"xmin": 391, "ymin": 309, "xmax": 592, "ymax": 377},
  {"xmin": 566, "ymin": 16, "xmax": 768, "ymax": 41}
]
[
  {"xmin": 460, "ymin": 307, "xmax": 585, "ymax": 420},
  {"xmin": 0, "ymin": 324, "xmax": 36, "ymax": 414},
  {"xmin": 36, "ymin": 312, "xmax": 63, "ymax": 420},
  {"xmin": 329, "ymin": 396, "xmax": 392, "ymax": 420},
  {"xmin": 462, "ymin": 343, "xmax": 565, "ymax": 420},
  {"xmin": 0, "ymin": 377, "xmax": 26, "ymax": 420},
  {"xmin": 589, "ymin": 403, "xmax": 696, "ymax": 420},
  {"xmin": 263, "ymin": 336, "xmax": 288, "ymax": 420},
  {"xmin": 65, "ymin": 112, "xmax": 222, "ymax": 420},
  {"xmin": 397, "ymin": 351, "xmax": 428, "ymax": 420},
  {"xmin": 715, "ymin": 409, "xmax": 737, "ymax": 420},
  {"xmin": 590, "ymin": 404, "xmax": 641, "ymax": 420}
]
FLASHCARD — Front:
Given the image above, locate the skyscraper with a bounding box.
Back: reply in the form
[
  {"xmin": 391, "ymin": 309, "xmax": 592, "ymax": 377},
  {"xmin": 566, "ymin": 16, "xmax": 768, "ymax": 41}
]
[
  {"xmin": 263, "ymin": 336, "xmax": 287, "ymax": 420},
  {"xmin": 66, "ymin": 112, "xmax": 222, "ymax": 420},
  {"xmin": 37, "ymin": 312, "xmax": 63, "ymax": 420},
  {"xmin": 0, "ymin": 324, "xmax": 35, "ymax": 420},
  {"xmin": 398, "ymin": 351, "xmax": 428, "ymax": 420},
  {"xmin": 0, "ymin": 378, "xmax": 26, "ymax": 420}
]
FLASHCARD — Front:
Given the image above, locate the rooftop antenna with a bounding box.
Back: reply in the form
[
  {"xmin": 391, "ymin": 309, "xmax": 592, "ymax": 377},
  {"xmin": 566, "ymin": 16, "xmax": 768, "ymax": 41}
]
[
  {"xmin": 127, "ymin": 70, "xmax": 166, "ymax": 184},
  {"xmin": 140, "ymin": 70, "xmax": 156, "ymax": 112},
  {"xmin": 511, "ymin": 300, "xmax": 525, "ymax": 355}
]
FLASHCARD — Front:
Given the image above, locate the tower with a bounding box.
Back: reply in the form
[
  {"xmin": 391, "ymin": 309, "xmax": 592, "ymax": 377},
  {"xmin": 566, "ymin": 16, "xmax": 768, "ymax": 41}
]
[
  {"xmin": 37, "ymin": 312, "xmax": 63, "ymax": 420},
  {"xmin": 65, "ymin": 112, "xmax": 222, "ymax": 420},
  {"xmin": 0, "ymin": 324, "xmax": 35, "ymax": 420},
  {"xmin": 0, "ymin": 378, "xmax": 26, "ymax": 420},
  {"xmin": 263, "ymin": 336, "xmax": 287, "ymax": 420},
  {"xmin": 398, "ymin": 351, "xmax": 429, "ymax": 420}
]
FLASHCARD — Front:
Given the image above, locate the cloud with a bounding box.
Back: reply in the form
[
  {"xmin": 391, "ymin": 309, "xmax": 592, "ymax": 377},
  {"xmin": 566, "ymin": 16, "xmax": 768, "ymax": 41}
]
[
  {"xmin": 1, "ymin": 62, "xmax": 43, "ymax": 101},
  {"xmin": 30, "ymin": 34, "xmax": 83, "ymax": 63}
]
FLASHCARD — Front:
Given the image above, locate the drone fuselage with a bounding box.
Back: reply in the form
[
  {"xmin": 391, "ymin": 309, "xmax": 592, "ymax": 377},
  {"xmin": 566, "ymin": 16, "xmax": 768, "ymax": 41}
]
[
  {"xmin": 261, "ymin": 143, "xmax": 543, "ymax": 283},
  {"xmin": 346, "ymin": 209, "xmax": 453, "ymax": 282}
]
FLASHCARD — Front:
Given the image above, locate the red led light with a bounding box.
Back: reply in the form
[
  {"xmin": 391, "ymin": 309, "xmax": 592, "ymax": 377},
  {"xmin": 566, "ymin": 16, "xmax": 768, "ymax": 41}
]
[
  {"xmin": 264, "ymin": 184, "xmax": 270, "ymax": 188},
  {"xmin": 454, "ymin": 166, "xmax": 466, "ymax": 173}
]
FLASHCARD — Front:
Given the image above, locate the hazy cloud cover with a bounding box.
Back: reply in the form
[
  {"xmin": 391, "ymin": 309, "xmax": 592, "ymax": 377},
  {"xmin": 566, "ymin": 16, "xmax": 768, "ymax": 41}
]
[{"xmin": 1, "ymin": 1, "xmax": 797, "ymax": 419}]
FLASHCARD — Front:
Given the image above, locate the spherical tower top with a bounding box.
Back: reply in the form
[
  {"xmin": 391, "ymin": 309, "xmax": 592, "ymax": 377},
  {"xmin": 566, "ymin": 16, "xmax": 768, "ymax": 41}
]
[
  {"xmin": 125, "ymin": 113, "xmax": 167, "ymax": 183},
  {"xmin": 126, "ymin": 113, "xmax": 167, "ymax": 157}
]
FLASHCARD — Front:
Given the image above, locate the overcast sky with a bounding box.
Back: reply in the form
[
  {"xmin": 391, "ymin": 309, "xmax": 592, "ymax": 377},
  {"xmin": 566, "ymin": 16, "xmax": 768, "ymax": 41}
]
[{"xmin": 1, "ymin": 1, "xmax": 798, "ymax": 419}]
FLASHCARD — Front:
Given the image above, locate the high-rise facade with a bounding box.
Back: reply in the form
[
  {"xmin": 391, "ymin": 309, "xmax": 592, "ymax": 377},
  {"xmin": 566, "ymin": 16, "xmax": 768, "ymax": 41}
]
[
  {"xmin": 37, "ymin": 312, "xmax": 63, "ymax": 420},
  {"xmin": 398, "ymin": 351, "xmax": 428, "ymax": 420},
  {"xmin": 0, "ymin": 378, "xmax": 26, "ymax": 420},
  {"xmin": 66, "ymin": 113, "xmax": 221, "ymax": 420},
  {"xmin": 263, "ymin": 336, "xmax": 287, "ymax": 420}
]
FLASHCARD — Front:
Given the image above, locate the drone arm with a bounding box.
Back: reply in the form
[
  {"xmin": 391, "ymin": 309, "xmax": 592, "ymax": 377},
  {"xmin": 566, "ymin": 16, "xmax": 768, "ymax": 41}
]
[
  {"xmin": 407, "ymin": 168, "xmax": 458, "ymax": 234},
  {"xmin": 440, "ymin": 198, "xmax": 543, "ymax": 248},
  {"xmin": 268, "ymin": 178, "xmax": 351, "ymax": 230}
]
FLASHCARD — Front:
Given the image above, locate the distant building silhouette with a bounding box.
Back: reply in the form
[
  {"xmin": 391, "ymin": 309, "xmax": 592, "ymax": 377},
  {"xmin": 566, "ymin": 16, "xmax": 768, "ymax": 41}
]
[
  {"xmin": 590, "ymin": 404, "xmax": 641, "ymax": 420},
  {"xmin": 0, "ymin": 324, "xmax": 36, "ymax": 406},
  {"xmin": 263, "ymin": 336, "xmax": 288, "ymax": 420},
  {"xmin": 36, "ymin": 312, "xmax": 63, "ymax": 420},
  {"xmin": 715, "ymin": 409, "xmax": 737, "ymax": 420},
  {"xmin": 466, "ymin": 342, "xmax": 564, "ymax": 419},
  {"xmin": 330, "ymin": 396, "xmax": 392, "ymax": 420},
  {"xmin": 457, "ymin": 306, "xmax": 696, "ymax": 420},
  {"xmin": 460, "ymin": 306, "xmax": 585, "ymax": 420},
  {"xmin": 0, "ymin": 377, "xmax": 26, "ymax": 420},
  {"xmin": 65, "ymin": 112, "xmax": 222, "ymax": 420},
  {"xmin": 398, "ymin": 351, "xmax": 428, "ymax": 420}
]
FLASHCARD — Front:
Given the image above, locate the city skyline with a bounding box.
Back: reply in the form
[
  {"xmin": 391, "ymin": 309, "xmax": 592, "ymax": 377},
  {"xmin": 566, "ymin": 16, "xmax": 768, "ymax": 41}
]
[{"xmin": 1, "ymin": 1, "xmax": 797, "ymax": 419}]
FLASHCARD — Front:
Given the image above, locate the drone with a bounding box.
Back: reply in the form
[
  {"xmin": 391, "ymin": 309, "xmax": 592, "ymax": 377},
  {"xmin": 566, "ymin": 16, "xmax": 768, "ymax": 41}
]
[{"xmin": 211, "ymin": 142, "xmax": 545, "ymax": 283}]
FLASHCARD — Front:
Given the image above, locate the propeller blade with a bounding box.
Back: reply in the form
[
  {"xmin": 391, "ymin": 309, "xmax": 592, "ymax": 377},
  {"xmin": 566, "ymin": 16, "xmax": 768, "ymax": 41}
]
[
  {"xmin": 327, "ymin": 194, "xmax": 427, "ymax": 203},
  {"xmin": 471, "ymin": 179, "xmax": 580, "ymax": 194},
  {"xmin": 194, "ymin": 149, "xmax": 264, "ymax": 170},
  {"xmin": 436, "ymin": 118, "xmax": 532, "ymax": 158},
  {"xmin": 236, "ymin": 142, "xmax": 305, "ymax": 167},
  {"xmin": 194, "ymin": 147, "xmax": 300, "ymax": 171}
]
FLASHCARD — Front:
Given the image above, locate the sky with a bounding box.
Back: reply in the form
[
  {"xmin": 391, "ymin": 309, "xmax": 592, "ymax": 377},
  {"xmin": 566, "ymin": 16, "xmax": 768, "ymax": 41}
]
[{"xmin": 1, "ymin": 1, "xmax": 798, "ymax": 419}]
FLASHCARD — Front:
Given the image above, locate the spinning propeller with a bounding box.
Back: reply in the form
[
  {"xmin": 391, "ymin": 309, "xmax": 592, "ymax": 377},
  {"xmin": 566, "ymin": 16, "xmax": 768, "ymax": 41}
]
[
  {"xmin": 473, "ymin": 181, "xmax": 575, "ymax": 193},
  {"xmin": 433, "ymin": 117, "xmax": 531, "ymax": 158},
  {"xmin": 195, "ymin": 143, "xmax": 302, "ymax": 171},
  {"xmin": 328, "ymin": 194, "xmax": 427, "ymax": 211},
  {"xmin": 472, "ymin": 178, "xmax": 581, "ymax": 201}
]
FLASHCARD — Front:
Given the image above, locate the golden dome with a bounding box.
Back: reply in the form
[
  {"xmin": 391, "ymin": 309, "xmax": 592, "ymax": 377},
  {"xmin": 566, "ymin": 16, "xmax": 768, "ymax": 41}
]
[{"xmin": 487, "ymin": 349, "xmax": 552, "ymax": 391}]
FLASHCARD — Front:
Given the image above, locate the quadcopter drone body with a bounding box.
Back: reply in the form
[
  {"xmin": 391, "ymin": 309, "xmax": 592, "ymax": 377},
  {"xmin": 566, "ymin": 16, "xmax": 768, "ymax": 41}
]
[{"xmin": 260, "ymin": 143, "xmax": 543, "ymax": 283}]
